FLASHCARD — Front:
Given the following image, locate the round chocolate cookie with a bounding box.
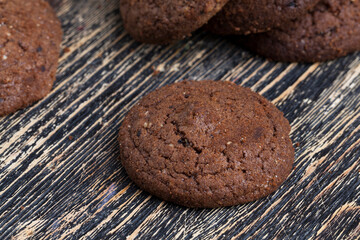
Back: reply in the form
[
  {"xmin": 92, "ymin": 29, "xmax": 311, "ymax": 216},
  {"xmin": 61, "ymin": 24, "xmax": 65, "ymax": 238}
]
[
  {"xmin": 0, "ymin": 0, "xmax": 62, "ymax": 116},
  {"xmin": 205, "ymin": 0, "xmax": 320, "ymax": 35},
  {"xmin": 119, "ymin": 0, "xmax": 229, "ymax": 44},
  {"xmin": 239, "ymin": 0, "xmax": 360, "ymax": 62},
  {"xmin": 118, "ymin": 81, "xmax": 294, "ymax": 208}
]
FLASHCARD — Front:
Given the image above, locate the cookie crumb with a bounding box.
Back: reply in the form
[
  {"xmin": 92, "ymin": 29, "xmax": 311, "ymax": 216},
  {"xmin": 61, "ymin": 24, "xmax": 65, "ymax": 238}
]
[
  {"xmin": 63, "ymin": 47, "xmax": 71, "ymax": 53},
  {"xmin": 151, "ymin": 66, "xmax": 160, "ymax": 76},
  {"xmin": 77, "ymin": 25, "xmax": 85, "ymax": 31}
]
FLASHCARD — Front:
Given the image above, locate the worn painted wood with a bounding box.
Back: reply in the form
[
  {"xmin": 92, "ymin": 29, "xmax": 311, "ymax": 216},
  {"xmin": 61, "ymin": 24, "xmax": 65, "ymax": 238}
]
[{"xmin": 1, "ymin": 0, "xmax": 359, "ymax": 239}]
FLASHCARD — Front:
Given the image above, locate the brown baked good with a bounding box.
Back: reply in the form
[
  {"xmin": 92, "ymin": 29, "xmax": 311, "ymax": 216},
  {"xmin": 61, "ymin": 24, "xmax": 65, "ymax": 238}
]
[
  {"xmin": 119, "ymin": 0, "xmax": 229, "ymax": 44},
  {"xmin": 0, "ymin": 0, "xmax": 62, "ymax": 116},
  {"xmin": 205, "ymin": 0, "xmax": 320, "ymax": 35},
  {"xmin": 239, "ymin": 0, "xmax": 360, "ymax": 62},
  {"xmin": 118, "ymin": 81, "xmax": 294, "ymax": 208}
]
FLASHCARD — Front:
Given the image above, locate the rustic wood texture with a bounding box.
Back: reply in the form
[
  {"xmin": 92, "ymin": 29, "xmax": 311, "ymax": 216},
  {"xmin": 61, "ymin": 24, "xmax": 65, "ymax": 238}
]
[{"xmin": 1, "ymin": 0, "xmax": 360, "ymax": 239}]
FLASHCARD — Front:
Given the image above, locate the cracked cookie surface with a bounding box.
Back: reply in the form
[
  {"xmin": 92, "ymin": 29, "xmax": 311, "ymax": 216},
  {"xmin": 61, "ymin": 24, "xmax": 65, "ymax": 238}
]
[
  {"xmin": 239, "ymin": 0, "xmax": 360, "ymax": 62},
  {"xmin": 0, "ymin": 0, "xmax": 62, "ymax": 116},
  {"xmin": 118, "ymin": 81, "xmax": 294, "ymax": 208}
]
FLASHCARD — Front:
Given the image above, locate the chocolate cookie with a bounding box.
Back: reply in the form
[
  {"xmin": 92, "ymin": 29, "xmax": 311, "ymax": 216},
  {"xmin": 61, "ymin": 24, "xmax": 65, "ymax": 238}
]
[
  {"xmin": 119, "ymin": 0, "xmax": 229, "ymax": 44},
  {"xmin": 239, "ymin": 0, "xmax": 360, "ymax": 62},
  {"xmin": 118, "ymin": 81, "xmax": 294, "ymax": 208},
  {"xmin": 0, "ymin": 0, "xmax": 62, "ymax": 116},
  {"xmin": 205, "ymin": 0, "xmax": 320, "ymax": 35}
]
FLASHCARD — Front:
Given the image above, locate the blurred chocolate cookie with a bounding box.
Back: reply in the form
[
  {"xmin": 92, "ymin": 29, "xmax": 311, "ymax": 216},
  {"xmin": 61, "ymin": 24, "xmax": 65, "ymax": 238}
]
[
  {"xmin": 239, "ymin": 0, "xmax": 360, "ymax": 62},
  {"xmin": 205, "ymin": 0, "xmax": 320, "ymax": 35},
  {"xmin": 118, "ymin": 81, "xmax": 294, "ymax": 208},
  {"xmin": 119, "ymin": 0, "xmax": 229, "ymax": 44},
  {"xmin": 0, "ymin": 0, "xmax": 62, "ymax": 116}
]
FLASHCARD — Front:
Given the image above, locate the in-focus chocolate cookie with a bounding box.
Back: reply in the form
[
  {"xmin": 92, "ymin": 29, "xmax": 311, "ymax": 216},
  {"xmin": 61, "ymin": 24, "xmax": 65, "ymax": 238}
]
[
  {"xmin": 205, "ymin": 0, "xmax": 320, "ymax": 35},
  {"xmin": 239, "ymin": 0, "xmax": 360, "ymax": 62},
  {"xmin": 119, "ymin": 0, "xmax": 229, "ymax": 44},
  {"xmin": 118, "ymin": 81, "xmax": 294, "ymax": 208},
  {"xmin": 0, "ymin": 0, "xmax": 62, "ymax": 116}
]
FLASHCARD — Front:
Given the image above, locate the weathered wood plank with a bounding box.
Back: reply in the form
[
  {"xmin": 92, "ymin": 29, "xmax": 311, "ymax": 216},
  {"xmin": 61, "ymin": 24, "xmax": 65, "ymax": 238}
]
[{"xmin": 0, "ymin": 0, "xmax": 359, "ymax": 239}]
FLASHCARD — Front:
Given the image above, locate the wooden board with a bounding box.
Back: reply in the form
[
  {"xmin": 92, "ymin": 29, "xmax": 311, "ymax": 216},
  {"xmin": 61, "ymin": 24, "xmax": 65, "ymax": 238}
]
[{"xmin": 1, "ymin": 0, "xmax": 359, "ymax": 239}]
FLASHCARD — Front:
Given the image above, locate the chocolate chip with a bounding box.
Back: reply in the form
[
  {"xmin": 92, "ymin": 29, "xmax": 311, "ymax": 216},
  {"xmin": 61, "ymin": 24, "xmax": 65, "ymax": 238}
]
[
  {"xmin": 137, "ymin": 130, "xmax": 141, "ymax": 137},
  {"xmin": 40, "ymin": 65, "xmax": 46, "ymax": 72}
]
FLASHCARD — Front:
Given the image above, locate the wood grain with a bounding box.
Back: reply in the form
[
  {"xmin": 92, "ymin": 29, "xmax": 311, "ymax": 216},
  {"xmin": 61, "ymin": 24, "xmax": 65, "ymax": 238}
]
[{"xmin": 1, "ymin": 0, "xmax": 359, "ymax": 239}]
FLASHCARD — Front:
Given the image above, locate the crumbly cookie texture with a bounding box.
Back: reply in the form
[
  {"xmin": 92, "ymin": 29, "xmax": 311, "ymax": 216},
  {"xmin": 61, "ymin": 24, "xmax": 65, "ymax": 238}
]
[
  {"xmin": 118, "ymin": 81, "xmax": 294, "ymax": 208},
  {"xmin": 205, "ymin": 0, "xmax": 320, "ymax": 35},
  {"xmin": 119, "ymin": 0, "xmax": 229, "ymax": 44},
  {"xmin": 239, "ymin": 0, "xmax": 360, "ymax": 62},
  {"xmin": 0, "ymin": 0, "xmax": 62, "ymax": 116}
]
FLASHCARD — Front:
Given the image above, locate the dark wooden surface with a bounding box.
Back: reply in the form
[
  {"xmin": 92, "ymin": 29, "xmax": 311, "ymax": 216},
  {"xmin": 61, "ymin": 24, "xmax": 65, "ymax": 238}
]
[{"xmin": 1, "ymin": 0, "xmax": 360, "ymax": 239}]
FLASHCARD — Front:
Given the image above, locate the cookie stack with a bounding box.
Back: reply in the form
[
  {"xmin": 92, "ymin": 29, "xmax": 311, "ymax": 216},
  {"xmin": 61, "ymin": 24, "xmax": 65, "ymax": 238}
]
[{"xmin": 120, "ymin": 0, "xmax": 360, "ymax": 62}]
